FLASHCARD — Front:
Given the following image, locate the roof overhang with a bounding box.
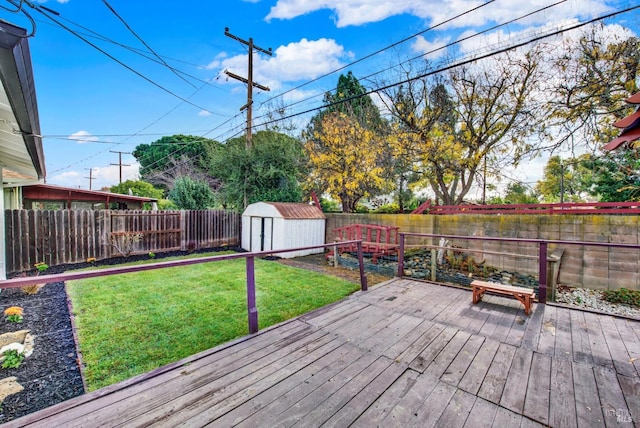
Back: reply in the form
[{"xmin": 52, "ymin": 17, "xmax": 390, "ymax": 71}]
[
  {"xmin": 0, "ymin": 21, "xmax": 45, "ymax": 184},
  {"xmin": 603, "ymin": 126, "xmax": 640, "ymax": 151},
  {"xmin": 22, "ymin": 184, "xmax": 158, "ymax": 204}
]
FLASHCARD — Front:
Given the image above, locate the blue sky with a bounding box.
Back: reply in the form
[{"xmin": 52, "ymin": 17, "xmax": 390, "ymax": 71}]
[{"xmin": 2, "ymin": 0, "xmax": 638, "ymax": 191}]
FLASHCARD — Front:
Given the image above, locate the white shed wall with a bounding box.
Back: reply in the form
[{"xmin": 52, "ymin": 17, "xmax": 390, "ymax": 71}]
[{"xmin": 272, "ymin": 218, "xmax": 325, "ymax": 258}]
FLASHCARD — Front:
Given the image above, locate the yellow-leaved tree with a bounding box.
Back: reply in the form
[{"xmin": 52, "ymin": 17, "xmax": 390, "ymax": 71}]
[{"xmin": 304, "ymin": 112, "xmax": 388, "ymax": 212}]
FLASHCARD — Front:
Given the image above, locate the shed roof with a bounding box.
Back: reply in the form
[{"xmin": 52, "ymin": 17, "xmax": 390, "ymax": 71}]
[{"xmin": 243, "ymin": 202, "xmax": 325, "ymax": 219}]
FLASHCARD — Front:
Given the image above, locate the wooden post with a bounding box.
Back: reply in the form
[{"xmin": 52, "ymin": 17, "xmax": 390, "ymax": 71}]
[
  {"xmin": 356, "ymin": 241, "xmax": 368, "ymax": 291},
  {"xmin": 397, "ymin": 234, "xmax": 404, "ymax": 278},
  {"xmin": 333, "ymin": 242, "xmax": 338, "ymax": 268},
  {"xmin": 246, "ymin": 256, "xmax": 258, "ymax": 333},
  {"xmin": 538, "ymin": 242, "xmax": 547, "ymax": 304},
  {"xmin": 431, "ymin": 248, "xmax": 437, "ymax": 282}
]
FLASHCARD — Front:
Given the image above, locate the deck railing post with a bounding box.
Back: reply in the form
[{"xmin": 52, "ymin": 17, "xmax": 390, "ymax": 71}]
[
  {"xmin": 356, "ymin": 241, "xmax": 368, "ymax": 291},
  {"xmin": 538, "ymin": 241, "xmax": 548, "ymax": 304},
  {"xmin": 397, "ymin": 234, "xmax": 405, "ymax": 278},
  {"xmin": 246, "ymin": 256, "xmax": 259, "ymax": 333}
]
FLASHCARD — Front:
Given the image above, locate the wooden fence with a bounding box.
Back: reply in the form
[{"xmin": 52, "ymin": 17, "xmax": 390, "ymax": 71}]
[{"xmin": 4, "ymin": 209, "xmax": 241, "ymax": 274}]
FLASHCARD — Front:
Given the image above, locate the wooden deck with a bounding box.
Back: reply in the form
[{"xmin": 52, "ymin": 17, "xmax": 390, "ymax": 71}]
[{"xmin": 6, "ymin": 278, "xmax": 640, "ymax": 427}]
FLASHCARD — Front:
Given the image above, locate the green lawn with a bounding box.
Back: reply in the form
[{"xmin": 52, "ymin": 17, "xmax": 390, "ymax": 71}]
[{"xmin": 66, "ymin": 254, "xmax": 359, "ymax": 391}]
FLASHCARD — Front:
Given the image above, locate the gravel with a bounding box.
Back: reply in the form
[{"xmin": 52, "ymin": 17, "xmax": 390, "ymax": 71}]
[{"xmin": 555, "ymin": 286, "xmax": 640, "ymax": 319}]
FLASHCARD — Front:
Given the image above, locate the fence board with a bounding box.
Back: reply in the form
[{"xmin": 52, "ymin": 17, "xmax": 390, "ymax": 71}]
[{"xmin": 4, "ymin": 209, "xmax": 240, "ymax": 274}]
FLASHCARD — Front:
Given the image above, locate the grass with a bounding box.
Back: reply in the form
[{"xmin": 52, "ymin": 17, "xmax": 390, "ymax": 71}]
[{"xmin": 66, "ymin": 253, "xmax": 359, "ymax": 391}]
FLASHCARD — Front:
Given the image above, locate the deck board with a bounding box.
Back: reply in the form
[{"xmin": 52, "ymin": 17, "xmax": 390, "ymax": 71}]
[
  {"xmin": 549, "ymin": 356, "xmax": 577, "ymax": 428},
  {"xmin": 6, "ymin": 278, "xmax": 640, "ymax": 428}
]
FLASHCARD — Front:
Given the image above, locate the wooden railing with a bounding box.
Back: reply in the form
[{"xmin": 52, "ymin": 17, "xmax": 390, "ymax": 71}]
[
  {"xmin": 411, "ymin": 201, "xmax": 640, "ymax": 215},
  {"xmin": 0, "ymin": 241, "xmax": 368, "ymax": 334},
  {"xmin": 397, "ymin": 232, "xmax": 640, "ymax": 303},
  {"xmin": 333, "ymin": 223, "xmax": 399, "ymax": 262}
]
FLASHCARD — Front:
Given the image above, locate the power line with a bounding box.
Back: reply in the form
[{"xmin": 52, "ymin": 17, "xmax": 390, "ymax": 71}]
[
  {"xmin": 250, "ymin": 0, "xmax": 570, "ymax": 128},
  {"xmin": 101, "ymin": 0, "xmax": 195, "ymax": 88},
  {"xmin": 260, "ymin": 0, "xmax": 498, "ymax": 109},
  {"xmin": 254, "ymin": 4, "xmax": 640, "ymax": 131},
  {"xmin": 36, "ymin": 14, "xmax": 228, "ymax": 92},
  {"xmin": 31, "ymin": 4, "xmax": 227, "ymax": 117}
]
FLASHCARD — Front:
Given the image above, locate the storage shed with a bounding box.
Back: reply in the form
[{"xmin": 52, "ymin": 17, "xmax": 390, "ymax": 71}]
[{"xmin": 241, "ymin": 202, "xmax": 326, "ymax": 258}]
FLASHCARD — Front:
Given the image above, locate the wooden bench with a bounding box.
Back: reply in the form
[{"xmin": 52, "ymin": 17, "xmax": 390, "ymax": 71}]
[{"xmin": 471, "ymin": 280, "xmax": 536, "ymax": 315}]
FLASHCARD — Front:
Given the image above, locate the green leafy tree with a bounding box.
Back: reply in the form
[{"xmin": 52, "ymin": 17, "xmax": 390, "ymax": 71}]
[
  {"xmin": 318, "ymin": 71, "xmax": 385, "ymax": 131},
  {"xmin": 209, "ymin": 130, "xmax": 305, "ymax": 210},
  {"xmin": 535, "ymin": 156, "xmax": 590, "ymax": 202},
  {"xmin": 581, "ymin": 150, "xmax": 640, "ymax": 202},
  {"xmin": 503, "ymin": 182, "xmax": 539, "ymax": 205},
  {"xmin": 133, "ymin": 135, "xmax": 220, "ymax": 191},
  {"xmin": 168, "ymin": 176, "xmax": 214, "ymax": 209},
  {"xmin": 110, "ymin": 180, "xmax": 164, "ymax": 199}
]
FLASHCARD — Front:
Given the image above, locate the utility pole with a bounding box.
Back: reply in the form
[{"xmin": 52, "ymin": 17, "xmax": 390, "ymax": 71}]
[
  {"xmin": 85, "ymin": 168, "xmax": 96, "ymax": 190},
  {"xmin": 110, "ymin": 150, "xmax": 131, "ymax": 184},
  {"xmin": 224, "ymin": 27, "xmax": 272, "ymax": 149}
]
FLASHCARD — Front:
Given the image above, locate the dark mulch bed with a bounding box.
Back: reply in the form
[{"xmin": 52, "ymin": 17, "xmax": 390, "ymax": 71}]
[
  {"xmin": 0, "ymin": 247, "xmax": 240, "ymax": 423},
  {"xmin": 0, "ymin": 282, "xmax": 83, "ymax": 423}
]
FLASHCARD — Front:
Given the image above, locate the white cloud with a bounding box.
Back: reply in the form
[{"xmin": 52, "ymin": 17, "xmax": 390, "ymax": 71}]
[
  {"xmin": 411, "ymin": 36, "xmax": 450, "ymax": 59},
  {"xmin": 68, "ymin": 130, "xmax": 98, "ymax": 144},
  {"xmin": 212, "ymin": 38, "xmax": 352, "ymax": 90},
  {"xmin": 266, "ymin": 0, "xmax": 612, "ymax": 28},
  {"xmin": 204, "ymin": 52, "xmax": 229, "ymax": 71},
  {"xmin": 198, "ymin": 110, "xmax": 212, "ymax": 117},
  {"xmin": 48, "ymin": 163, "xmax": 140, "ymax": 191}
]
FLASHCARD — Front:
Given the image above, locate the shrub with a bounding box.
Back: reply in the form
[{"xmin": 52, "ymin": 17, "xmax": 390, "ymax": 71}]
[
  {"xmin": 372, "ymin": 203, "xmax": 400, "ymax": 214},
  {"xmin": 602, "ymin": 288, "xmax": 640, "ymax": 307}
]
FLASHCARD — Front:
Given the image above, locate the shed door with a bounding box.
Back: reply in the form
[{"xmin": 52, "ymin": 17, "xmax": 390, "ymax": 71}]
[{"xmin": 250, "ymin": 217, "xmax": 273, "ymax": 252}]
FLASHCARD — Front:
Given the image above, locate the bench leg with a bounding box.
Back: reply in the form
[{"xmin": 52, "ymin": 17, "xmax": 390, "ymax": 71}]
[
  {"xmin": 472, "ymin": 287, "xmax": 484, "ymax": 304},
  {"xmin": 523, "ymin": 295, "xmax": 531, "ymax": 316}
]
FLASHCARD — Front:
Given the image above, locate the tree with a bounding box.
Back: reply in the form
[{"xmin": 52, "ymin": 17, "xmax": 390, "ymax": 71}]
[
  {"xmin": 379, "ymin": 48, "xmax": 545, "ymax": 205},
  {"xmin": 550, "ymin": 27, "xmax": 639, "ymax": 150},
  {"xmin": 133, "ymin": 135, "xmax": 220, "ymax": 192},
  {"xmin": 110, "ymin": 180, "xmax": 164, "ymax": 200},
  {"xmin": 502, "ymin": 182, "xmax": 539, "ymax": 205},
  {"xmin": 304, "ymin": 112, "xmax": 388, "ymax": 212},
  {"xmin": 168, "ymin": 176, "xmax": 214, "ymax": 210},
  {"xmin": 581, "ymin": 150, "xmax": 640, "ymax": 202},
  {"xmin": 535, "ymin": 156, "xmax": 590, "ymax": 202},
  {"xmin": 318, "ymin": 71, "xmax": 385, "ymax": 131},
  {"xmin": 209, "ymin": 130, "xmax": 306, "ymax": 210}
]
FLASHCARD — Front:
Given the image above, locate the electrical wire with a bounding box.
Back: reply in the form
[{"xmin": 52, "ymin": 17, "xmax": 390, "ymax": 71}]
[
  {"xmin": 254, "ymin": 4, "xmax": 640, "ymax": 131},
  {"xmin": 251, "ymin": 0, "xmax": 570, "ymax": 127},
  {"xmin": 0, "ymin": 0, "xmax": 36, "ymax": 37},
  {"xmin": 31, "ymin": 4, "xmax": 227, "ymax": 117},
  {"xmin": 101, "ymin": 0, "xmax": 196, "ymax": 88},
  {"xmin": 259, "ymin": 0, "xmax": 498, "ymax": 108}
]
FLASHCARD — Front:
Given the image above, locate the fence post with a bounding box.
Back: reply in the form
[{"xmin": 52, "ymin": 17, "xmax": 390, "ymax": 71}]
[
  {"xmin": 356, "ymin": 241, "xmax": 368, "ymax": 291},
  {"xmin": 538, "ymin": 241, "xmax": 548, "ymax": 304},
  {"xmin": 246, "ymin": 256, "xmax": 259, "ymax": 333},
  {"xmin": 397, "ymin": 234, "xmax": 405, "ymax": 278}
]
